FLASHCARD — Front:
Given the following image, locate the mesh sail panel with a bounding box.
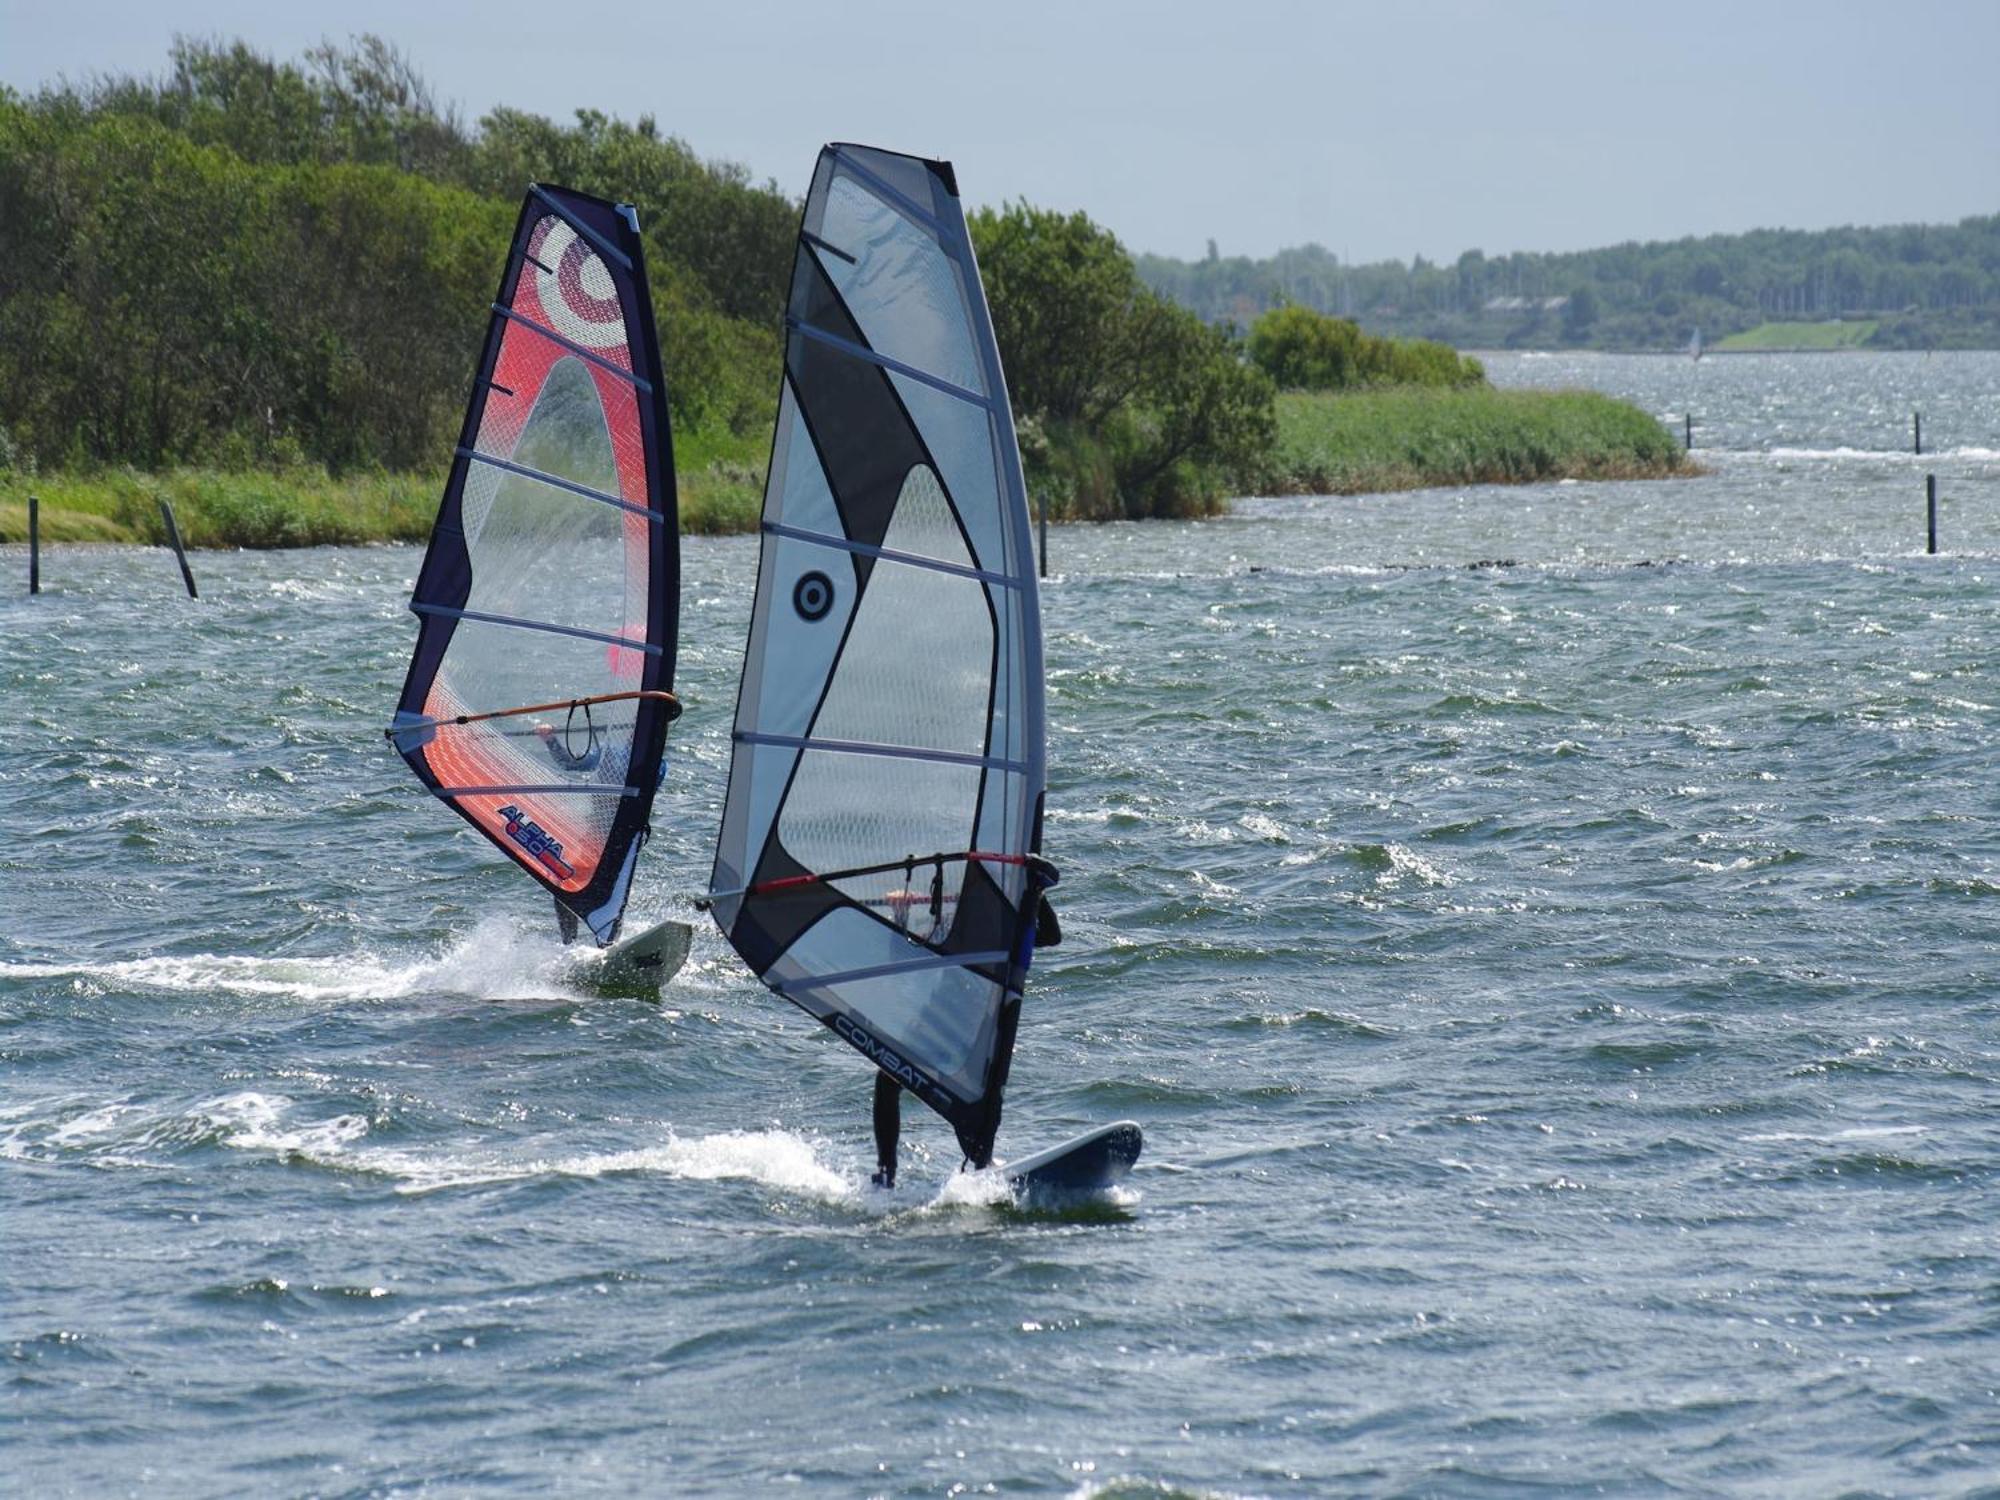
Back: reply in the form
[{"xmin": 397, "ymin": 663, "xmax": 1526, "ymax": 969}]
[
  {"xmin": 393, "ymin": 186, "xmax": 678, "ymax": 944},
  {"xmin": 710, "ymin": 145, "xmax": 1045, "ymax": 1164}
]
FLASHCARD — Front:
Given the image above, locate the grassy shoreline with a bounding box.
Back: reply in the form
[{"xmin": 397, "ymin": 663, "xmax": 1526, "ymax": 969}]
[
  {"xmin": 1266, "ymin": 387, "xmax": 1693, "ymax": 496},
  {"xmin": 0, "ymin": 457, "xmax": 765, "ymax": 549},
  {"xmin": 1713, "ymin": 320, "xmax": 1877, "ymax": 352},
  {"xmin": 2, "ymin": 387, "xmax": 1690, "ymax": 549}
]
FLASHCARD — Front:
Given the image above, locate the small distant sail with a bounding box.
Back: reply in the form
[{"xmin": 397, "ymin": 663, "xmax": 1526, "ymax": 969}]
[
  {"xmin": 390, "ymin": 185, "xmax": 679, "ymax": 945},
  {"xmin": 1689, "ymin": 327, "xmax": 1703, "ymax": 361},
  {"xmin": 708, "ymin": 144, "xmax": 1051, "ymax": 1168}
]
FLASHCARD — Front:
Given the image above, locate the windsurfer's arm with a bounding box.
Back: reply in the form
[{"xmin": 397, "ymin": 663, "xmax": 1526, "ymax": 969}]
[{"xmin": 534, "ymin": 721, "xmax": 602, "ymax": 772}]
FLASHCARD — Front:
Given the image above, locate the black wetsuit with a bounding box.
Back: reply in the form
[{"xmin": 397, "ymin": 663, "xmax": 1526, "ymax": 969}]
[{"xmin": 872, "ymin": 1072, "xmax": 901, "ymax": 1187}]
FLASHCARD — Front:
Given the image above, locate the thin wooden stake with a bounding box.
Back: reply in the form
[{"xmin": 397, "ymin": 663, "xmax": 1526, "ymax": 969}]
[
  {"xmin": 1914, "ymin": 411, "xmax": 1922, "ymax": 455},
  {"xmin": 1684, "ymin": 413, "xmax": 1693, "ymax": 450},
  {"xmin": 158, "ymin": 498, "xmax": 198, "ymax": 598},
  {"xmin": 28, "ymin": 494, "xmax": 39, "ymax": 595},
  {"xmin": 1038, "ymin": 490, "xmax": 1048, "ymax": 579},
  {"xmin": 1927, "ymin": 473, "xmax": 1937, "ymax": 556}
]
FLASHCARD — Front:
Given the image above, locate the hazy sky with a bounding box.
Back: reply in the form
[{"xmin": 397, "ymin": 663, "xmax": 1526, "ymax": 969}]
[{"xmin": 5, "ymin": 0, "xmax": 1996, "ymax": 264}]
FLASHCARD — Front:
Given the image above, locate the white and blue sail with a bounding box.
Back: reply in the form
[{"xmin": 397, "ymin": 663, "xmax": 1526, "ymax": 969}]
[{"xmin": 708, "ymin": 144, "xmax": 1053, "ymax": 1168}]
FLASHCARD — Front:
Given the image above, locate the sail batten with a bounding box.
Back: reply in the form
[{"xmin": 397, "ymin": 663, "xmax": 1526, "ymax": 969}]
[
  {"xmin": 733, "ymin": 730, "xmax": 1025, "ymax": 772},
  {"xmin": 392, "ymin": 184, "xmax": 678, "ymax": 946},
  {"xmin": 489, "ymin": 304, "xmax": 653, "ymax": 388},
  {"xmin": 785, "ymin": 318, "xmax": 996, "ymax": 409},
  {"xmin": 455, "ymin": 447, "xmax": 665, "ymax": 521},
  {"xmin": 760, "ymin": 520, "xmax": 1022, "ymax": 587},
  {"xmin": 711, "ymin": 145, "xmax": 1047, "ymax": 1166}
]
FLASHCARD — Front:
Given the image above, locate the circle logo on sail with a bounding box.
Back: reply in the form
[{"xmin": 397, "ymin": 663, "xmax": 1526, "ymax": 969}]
[
  {"xmin": 531, "ymin": 219, "xmax": 626, "ymax": 350},
  {"xmin": 793, "ymin": 571, "xmax": 834, "ymax": 621}
]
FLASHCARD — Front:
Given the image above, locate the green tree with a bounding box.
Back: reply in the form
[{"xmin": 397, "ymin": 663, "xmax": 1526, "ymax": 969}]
[
  {"xmin": 1246, "ymin": 304, "xmax": 1364, "ymax": 388},
  {"xmin": 971, "ymin": 200, "xmax": 1275, "ymax": 514},
  {"xmin": 1562, "ymin": 284, "xmax": 1599, "ymax": 340},
  {"xmin": 1246, "ymin": 304, "xmax": 1483, "ymax": 390}
]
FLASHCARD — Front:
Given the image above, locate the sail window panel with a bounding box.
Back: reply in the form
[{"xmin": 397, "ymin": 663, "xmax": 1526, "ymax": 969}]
[
  {"xmin": 472, "ymin": 351, "xmax": 647, "ymax": 510},
  {"xmin": 816, "ymin": 169, "xmax": 986, "ymax": 399},
  {"xmin": 832, "ymin": 146, "xmax": 951, "ymax": 224},
  {"xmin": 807, "ymin": 534, "xmax": 993, "ymax": 760},
  {"xmin": 777, "ymin": 748, "xmax": 981, "ymax": 912},
  {"xmin": 713, "ymin": 737, "xmax": 804, "ymax": 916},
  {"xmin": 886, "ymin": 374, "xmax": 1009, "ymax": 570},
  {"xmin": 766, "ymin": 382, "xmax": 846, "ymax": 540},
  {"xmin": 457, "ymin": 460, "xmax": 643, "ymax": 646},
  {"xmin": 736, "ymin": 530, "xmax": 852, "ymax": 744},
  {"xmin": 981, "ymin": 588, "xmax": 1031, "ymax": 770},
  {"xmin": 777, "ymin": 909, "xmax": 999, "ymax": 1090}
]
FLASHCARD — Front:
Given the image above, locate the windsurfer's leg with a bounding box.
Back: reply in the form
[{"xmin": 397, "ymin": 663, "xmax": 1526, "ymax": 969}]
[
  {"xmin": 871, "ymin": 1071, "xmax": 901, "ymax": 1188},
  {"xmin": 554, "ymin": 897, "xmax": 578, "ymax": 946}
]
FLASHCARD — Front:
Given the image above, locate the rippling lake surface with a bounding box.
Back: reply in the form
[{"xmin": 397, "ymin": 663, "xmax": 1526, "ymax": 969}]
[{"xmin": 5, "ymin": 352, "xmax": 1999, "ymax": 1496}]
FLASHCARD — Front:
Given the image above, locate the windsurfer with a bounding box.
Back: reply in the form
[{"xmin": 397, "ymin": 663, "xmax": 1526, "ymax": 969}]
[{"xmin": 534, "ymin": 719, "xmax": 628, "ymax": 945}]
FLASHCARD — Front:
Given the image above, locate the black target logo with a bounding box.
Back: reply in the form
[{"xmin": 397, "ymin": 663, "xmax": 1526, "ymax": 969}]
[{"xmin": 793, "ymin": 570, "xmax": 834, "ymax": 621}]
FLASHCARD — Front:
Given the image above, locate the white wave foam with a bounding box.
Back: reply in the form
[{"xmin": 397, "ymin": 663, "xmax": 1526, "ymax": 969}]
[
  {"xmin": 0, "ymin": 917, "xmax": 606, "ymax": 1005},
  {"xmin": 1758, "ymin": 445, "xmax": 2000, "ymax": 462},
  {"xmin": 203, "ymin": 1090, "xmax": 370, "ymax": 1159},
  {"xmin": 388, "ymin": 1127, "xmax": 856, "ymax": 1201}
]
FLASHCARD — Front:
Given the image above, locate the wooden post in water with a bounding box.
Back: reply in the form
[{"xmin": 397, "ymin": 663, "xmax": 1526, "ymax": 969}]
[
  {"xmin": 1038, "ymin": 490, "xmax": 1048, "ymax": 579},
  {"xmin": 28, "ymin": 494, "xmax": 39, "ymax": 595},
  {"xmin": 1926, "ymin": 473, "xmax": 1937, "ymax": 555},
  {"xmin": 1913, "ymin": 411, "xmax": 1922, "ymax": 455},
  {"xmin": 158, "ymin": 498, "xmax": 198, "ymax": 598},
  {"xmin": 1684, "ymin": 413, "xmax": 1693, "ymax": 450}
]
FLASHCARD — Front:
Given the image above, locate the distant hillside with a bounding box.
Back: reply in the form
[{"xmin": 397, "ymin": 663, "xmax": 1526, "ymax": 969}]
[{"xmin": 1136, "ymin": 215, "xmax": 2000, "ymax": 351}]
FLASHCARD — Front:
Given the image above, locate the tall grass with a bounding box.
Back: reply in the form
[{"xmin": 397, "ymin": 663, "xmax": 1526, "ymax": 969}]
[
  {"xmin": 1268, "ymin": 387, "xmax": 1692, "ymax": 495},
  {"xmin": 1713, "ymin": 320, "xmax": 1877, "ymax": 351},
  {"xmin": 0, "ymin": 467, "xmax": 438, "ymax": 547}
]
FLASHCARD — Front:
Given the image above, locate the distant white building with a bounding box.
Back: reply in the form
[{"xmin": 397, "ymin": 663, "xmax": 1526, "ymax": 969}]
[{"xmin": 1484, "ymin": 295, "xmax": 1570, "ymax": 312}]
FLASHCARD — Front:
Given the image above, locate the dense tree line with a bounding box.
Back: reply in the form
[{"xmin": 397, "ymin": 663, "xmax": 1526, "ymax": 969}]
[
  {"xmin": 0, "ymin": 38, "xmax": 797, "ymax": 471},
  {"xmin": 0, "ymin": 36, "xmax": 1269, "ymax": 515},
  {"xmin": 1139, "ymin": 213, "xmax": 2000, "ymax": 351}
]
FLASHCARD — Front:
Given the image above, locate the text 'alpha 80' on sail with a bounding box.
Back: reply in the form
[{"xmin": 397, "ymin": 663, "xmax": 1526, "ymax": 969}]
[
  {"xmin": 388, "ymin": 184, "xmax": 680, "ymax": 947},
  {"xmin": 708, "ymin": 144, "xmax": 1057, "ymax": 1168}
]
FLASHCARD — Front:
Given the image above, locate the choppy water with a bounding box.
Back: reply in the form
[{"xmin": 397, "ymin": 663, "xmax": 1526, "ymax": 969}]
[{"xmin": 5, "ymin": 352, "xmax": 2000, "ymax": 1497}]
